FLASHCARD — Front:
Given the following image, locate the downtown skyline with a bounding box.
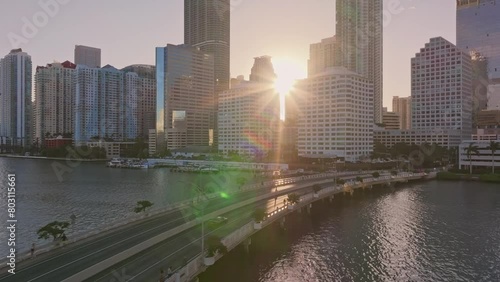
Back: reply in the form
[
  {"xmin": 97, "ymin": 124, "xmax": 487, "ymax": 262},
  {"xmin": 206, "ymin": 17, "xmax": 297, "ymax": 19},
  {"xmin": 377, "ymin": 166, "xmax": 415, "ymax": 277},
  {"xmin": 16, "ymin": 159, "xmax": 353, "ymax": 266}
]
[{"xmin": 0, "ymin": 0, "xmax": 456, "ymax": 111}]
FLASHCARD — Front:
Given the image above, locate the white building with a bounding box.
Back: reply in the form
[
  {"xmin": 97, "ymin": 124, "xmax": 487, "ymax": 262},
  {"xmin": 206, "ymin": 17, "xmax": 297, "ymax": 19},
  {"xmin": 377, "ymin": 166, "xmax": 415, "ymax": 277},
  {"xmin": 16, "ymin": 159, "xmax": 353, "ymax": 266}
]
[
  {"xmin": 374, "ymin": 128, "xmax": 463, "ymax": 149},
  {"xmin": 74, "ymin": 45, "xmax": 101, "ymax": 68},
  {"xmin": 0, "ymin": 49, "xmax": 32, "ymax": 147},
  {"xmin": 218, "ymin": 81, "xmax": 280, "ymax": 158},
  {"xmin": 219, "ymin": 56, "xmax": 280, "ymax": 158},
  {"xmin": 411, "ymin": 37, "xmax": 473, "ymax": 141},
  {"xmin": 74, "ymin": 65, "xmax": 139, "ymax": 144},
  {"xmin": 459, "ymin": 138, "xmax": 500, "ymax": 170},
  {"xmin": 488, "ymin": 83, "xmax": 500, "ymax": 110},
  {"xmin": 35, "ymin": 61, "xmax": 76, "ymax": 144},
  {"xmin": 296, "ymin": 67, "xmax": 374, "ymax": 162}
]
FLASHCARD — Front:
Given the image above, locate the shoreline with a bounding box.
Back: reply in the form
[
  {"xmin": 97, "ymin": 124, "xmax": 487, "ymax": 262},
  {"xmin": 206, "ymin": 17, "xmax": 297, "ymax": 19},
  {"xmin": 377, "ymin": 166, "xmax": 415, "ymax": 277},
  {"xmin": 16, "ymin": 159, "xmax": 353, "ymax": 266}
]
[
  {"xmin": 437, "ymin": 171, "xmax": 500, "ymax": 183},
  {"xmin": 0, "ymin": 155, "xmax": 107, "ymax": 162}
]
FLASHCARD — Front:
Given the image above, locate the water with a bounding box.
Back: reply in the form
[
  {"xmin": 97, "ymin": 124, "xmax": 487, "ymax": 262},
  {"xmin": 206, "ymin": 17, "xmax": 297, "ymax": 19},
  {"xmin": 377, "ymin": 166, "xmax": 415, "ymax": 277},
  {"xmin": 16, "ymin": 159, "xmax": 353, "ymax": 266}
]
[
  {"xmin": 200, "ymin": 181, "xmax": 500, "ymax": 282},
  {"xmin": 0, "ymin": 157, "xmax": 252, "ymax": 255}
]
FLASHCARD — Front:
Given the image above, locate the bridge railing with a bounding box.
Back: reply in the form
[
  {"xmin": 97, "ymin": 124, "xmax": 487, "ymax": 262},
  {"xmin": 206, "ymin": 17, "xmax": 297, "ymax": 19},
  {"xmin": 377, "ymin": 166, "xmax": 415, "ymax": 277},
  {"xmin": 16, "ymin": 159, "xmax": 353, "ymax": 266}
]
[{"xmin": 162, "ymin": 172, "xmax": 427, "ymax": 281}]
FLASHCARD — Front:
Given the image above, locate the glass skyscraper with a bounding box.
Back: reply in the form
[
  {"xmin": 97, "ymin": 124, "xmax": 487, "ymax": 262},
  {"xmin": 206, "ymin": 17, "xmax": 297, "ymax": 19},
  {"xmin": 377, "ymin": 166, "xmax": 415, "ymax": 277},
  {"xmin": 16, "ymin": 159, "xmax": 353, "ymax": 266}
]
[
  {"xmin": 457, "ymin": 0, "xmax": 500, "ymax": 81},
  {"xmin": 184, "ymin": 0, "xmax": 230, "ymax": 92},
  {"xmin": 155, "ymin": 44, "xmax": 215, "ymax": 152},
  {"xmin": 0, "ymin": 49, "xmax": 32, "ymax": 147}
]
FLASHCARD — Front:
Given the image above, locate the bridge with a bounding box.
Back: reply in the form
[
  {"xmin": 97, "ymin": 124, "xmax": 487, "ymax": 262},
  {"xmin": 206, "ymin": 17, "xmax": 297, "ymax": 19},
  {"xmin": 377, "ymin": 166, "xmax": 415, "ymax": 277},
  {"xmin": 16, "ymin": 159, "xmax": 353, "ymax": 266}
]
[{"xmin": 0, "ymin": 171, "xmax": 430, "ymax": 282}]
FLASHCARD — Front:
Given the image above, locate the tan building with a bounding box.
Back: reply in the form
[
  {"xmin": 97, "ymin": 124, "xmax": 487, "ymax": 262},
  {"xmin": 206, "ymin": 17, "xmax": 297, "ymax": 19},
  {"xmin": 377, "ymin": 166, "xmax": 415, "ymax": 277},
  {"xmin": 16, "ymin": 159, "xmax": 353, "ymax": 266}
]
[
  {"xmin": 392, "ymin": 96, "xmax": 412, "ymax": 130},
  {"xmin": 382, "ymin": 111, "xmax": 401, "ymax": 130},
  {"xmin": 308, "ymin": 36, "xmax": 337, "ymax": 76}
]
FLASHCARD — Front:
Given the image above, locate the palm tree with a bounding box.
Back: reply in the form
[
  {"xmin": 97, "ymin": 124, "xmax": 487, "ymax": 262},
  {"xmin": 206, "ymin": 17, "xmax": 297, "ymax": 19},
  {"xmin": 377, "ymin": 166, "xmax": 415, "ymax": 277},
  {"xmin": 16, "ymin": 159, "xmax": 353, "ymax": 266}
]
[
  {"xmin": 465, "ymin": 143, "xmax": 480, "ymax": 175},
  {"xmin": 487, "ymin": 141, "xmax": 499, "ymax": 174}
]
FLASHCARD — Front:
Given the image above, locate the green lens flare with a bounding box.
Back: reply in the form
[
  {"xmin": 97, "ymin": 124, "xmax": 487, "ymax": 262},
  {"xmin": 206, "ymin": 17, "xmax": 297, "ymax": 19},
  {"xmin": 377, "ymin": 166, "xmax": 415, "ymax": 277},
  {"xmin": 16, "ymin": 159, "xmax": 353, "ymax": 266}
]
[{"xmin": 220, "ymin": 192, "xmax": 229, "ymax": 199}]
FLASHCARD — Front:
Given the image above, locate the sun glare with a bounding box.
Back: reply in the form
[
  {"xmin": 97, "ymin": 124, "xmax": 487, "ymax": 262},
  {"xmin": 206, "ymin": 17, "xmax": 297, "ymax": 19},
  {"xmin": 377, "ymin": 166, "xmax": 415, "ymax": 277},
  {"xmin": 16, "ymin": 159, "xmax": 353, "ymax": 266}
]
[{"xmin": 273, "ymin": 58, "xmax": 306, "ymax": 95}]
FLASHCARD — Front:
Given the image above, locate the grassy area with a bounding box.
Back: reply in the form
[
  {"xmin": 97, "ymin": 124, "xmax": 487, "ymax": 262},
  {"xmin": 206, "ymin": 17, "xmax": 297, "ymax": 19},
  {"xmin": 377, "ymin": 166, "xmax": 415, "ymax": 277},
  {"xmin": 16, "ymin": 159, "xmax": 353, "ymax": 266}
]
[
  {"xmin": 479, "ymin": 174, "xmax": 500, "ymax": 183},
  {"xmin": 437, "ymin": 172, "xmax": 463, "ymax": 180},
  {"xmin": 437, "ymin": 172, "xmax": 500, "ymax": 183}
]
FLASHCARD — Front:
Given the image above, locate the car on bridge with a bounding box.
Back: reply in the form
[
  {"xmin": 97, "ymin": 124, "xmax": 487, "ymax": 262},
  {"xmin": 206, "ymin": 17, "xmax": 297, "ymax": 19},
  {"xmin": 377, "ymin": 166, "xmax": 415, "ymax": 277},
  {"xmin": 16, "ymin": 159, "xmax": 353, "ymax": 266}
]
[{"xmin": 206, "ymin": 216, "xmax": 228, "ymax": 230}]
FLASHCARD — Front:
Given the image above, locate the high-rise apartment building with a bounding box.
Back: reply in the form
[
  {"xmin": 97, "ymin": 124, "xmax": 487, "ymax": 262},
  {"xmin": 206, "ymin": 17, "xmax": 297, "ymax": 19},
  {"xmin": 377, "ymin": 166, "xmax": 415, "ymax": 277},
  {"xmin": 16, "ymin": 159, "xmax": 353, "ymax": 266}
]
[
  {"xmin": 184, "ymin": 0, "xmax": 230, "ymax": 92},
  {"xmin": 74, "ymin": 65, "xmax": 139, "ymax": 144},
  {"xmin": 336, "ymin": 0, "xmax": 383, "ymax": 123},
  {"xmin": 0, "ymin": 49, "xmax": 32, "ymax": 147},
  {"xmin": 296, "ymin": 67, "xmax": 374, "ymax": 162},
  {"xmin": 411, "ymin": 37, "xmax": 473, "ymax": 141},
  {"xmin": 219, "ymin": 57, "xmax": 280, "ymax": 158},
  {"xmin": 156, "ymin": 44, "xmax": 215, "ymax": 151},
  {"xmin": 392, "ymin": 96, "xmax": 412, "ymax": 130},
  {"xmin": 122, "ymin": 65, "xmax": 156, "ymax": 140},
  {"xmin": 308, "ymin": 36, "xmax": 337, "ymax": 77},
  {"xmin": 34, "ymin": 61, "xmax": 76, "ymax": 144},
  {"xmin": 75, "ymin": 45, "xmax": 101, "ymax": 68}
]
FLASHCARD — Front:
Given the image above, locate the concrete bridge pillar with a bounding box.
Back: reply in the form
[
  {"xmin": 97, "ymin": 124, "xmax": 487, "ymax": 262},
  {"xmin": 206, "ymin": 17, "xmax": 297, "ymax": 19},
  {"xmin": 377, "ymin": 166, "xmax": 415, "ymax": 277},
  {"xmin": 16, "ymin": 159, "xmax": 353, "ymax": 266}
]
[
  {"xmin": 329, "ymin": 195, "xmax": 334, "ymax": 203},
  {"xmin": 307, "ymin": 204, "xmax": 312, "ymax": 214}
]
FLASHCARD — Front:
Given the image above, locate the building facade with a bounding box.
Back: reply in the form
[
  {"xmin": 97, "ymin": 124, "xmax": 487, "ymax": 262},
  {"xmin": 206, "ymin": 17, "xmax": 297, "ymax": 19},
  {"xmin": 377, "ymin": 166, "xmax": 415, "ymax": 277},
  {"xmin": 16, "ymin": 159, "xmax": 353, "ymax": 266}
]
[
  {"xmin": 411, "ymin": 37, "xmax": 473, "ymax": 141},
  {"xmin": 0, "ymin": 49, "xmax": 32, "ymax": 147},
  {"xmin": 122, "ymin": 65, "xmax": 156, "ymax": 140},
  {"xmin": 336, "ymin": 0, "xmax": 383, "ymax": 123},
  {"xmin": 382, "ymin": 110, "xmax": 400, "ymax": 130},
  {"xmin": 296, "ymin": 67, "xmax": 374, "ymax": 162},
  {"xmin": 74, "ymin": 65, "xmax": 139, "ymax": 144},
  {"xmin": 374, "ymin": 128, "xmax": 463, "ymax": 149},
  {"xmin": 34, "ymin": 61, "xmax": 76, "ymax": 145},
  {"xmin": 74, "ymin": 45, "xmax": 101, "ymax": 68},
  {"xmin": 308, "ymin": 36, "xmax": 337, "ymax": 77},
  {"xmin": 459, "ymin": 138, "xmax": 500, "ymax": 170},
  {"xmin": 392, "ymin": 96, "xmax": 412, "ymax": 130},
  {"xmin": 155, "ymin": 44, "xmax": 215, "ymax": 151},
  {"xmin": 457, "ymin": 0, "xmax": 500, "ymax": 81},
  {"xmin": 218, "ymin": 81, "xmax": 280, "ymax": 158},
  {"xmin": 184, "ymin": 0, "xmax": 230, "ymax": 93}
]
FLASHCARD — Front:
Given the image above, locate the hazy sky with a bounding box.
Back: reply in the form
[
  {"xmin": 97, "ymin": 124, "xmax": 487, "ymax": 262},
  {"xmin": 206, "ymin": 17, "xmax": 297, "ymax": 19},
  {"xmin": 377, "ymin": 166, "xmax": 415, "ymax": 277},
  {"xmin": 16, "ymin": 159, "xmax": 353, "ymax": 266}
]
[{"xmin": 0, "ymin": 0, "xmax": 455, "ymax": 110}]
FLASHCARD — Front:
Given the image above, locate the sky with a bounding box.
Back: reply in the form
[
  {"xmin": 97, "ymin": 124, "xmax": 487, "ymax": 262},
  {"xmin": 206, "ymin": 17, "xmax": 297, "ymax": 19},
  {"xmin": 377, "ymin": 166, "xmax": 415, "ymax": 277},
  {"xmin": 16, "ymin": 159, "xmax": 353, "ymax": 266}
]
[{"xmin": 0, "ymin": 0, "xmax": 456, "ymax": 111}]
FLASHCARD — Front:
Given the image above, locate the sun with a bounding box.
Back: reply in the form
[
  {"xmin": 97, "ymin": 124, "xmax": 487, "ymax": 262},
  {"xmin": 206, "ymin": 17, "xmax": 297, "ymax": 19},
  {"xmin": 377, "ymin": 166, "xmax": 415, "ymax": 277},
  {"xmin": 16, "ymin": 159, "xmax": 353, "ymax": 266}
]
[{"xmin": 273, "ymin": 57, "xmax": 306, "ymax": 95}]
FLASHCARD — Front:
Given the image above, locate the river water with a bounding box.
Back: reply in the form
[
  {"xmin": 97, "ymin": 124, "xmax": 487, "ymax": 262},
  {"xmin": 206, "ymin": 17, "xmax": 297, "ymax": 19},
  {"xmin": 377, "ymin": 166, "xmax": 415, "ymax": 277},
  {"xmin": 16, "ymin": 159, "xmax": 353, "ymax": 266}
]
[
  {"xmin": 0, "ymin": 157, "xmax": 252, "ymax": 255},
  {"xmin": 200, "ymin": 181, "xmax": 500, "ymax": 282}
]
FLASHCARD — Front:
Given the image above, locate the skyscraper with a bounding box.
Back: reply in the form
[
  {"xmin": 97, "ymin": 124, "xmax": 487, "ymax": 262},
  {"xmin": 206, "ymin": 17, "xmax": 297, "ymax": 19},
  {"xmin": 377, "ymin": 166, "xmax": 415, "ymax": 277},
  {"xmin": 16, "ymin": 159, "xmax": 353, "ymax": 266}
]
[
  {"xmin": 74, "ymin": 65, "xmax": 139, "ymax": 144},
  {"xmin": 249, "ymin": 56, "xmax": 277, "ymax": 83},
  {"xmin": 35, "ymin": 61, "xmax": 76, "ymax": 144},
  {"xmin": 184, "ymin": 0, "xmax": 230, "ymax": 92},
  {"xmin": 75, "ymin": 45, "xmax": 101, "ymax": 68},
  {"xmin": 122, "ymin": 65, "xmax": 156, "ymax": 140},
  {"xmin": 0, "ymin": 49, "xmax": 32, "ymax": 147},
  {"xmin": 155, "ymin": 44, "xmax": 215, "ymax": 151},
  {"xmin": 457, "ymin": 0, "xmax": 500, "ymax": 80},
  {"xmin": 336, "ymin": 0, "xmax": 383, "ymax": 123},
  {"xmin": 296, "ymin": 67, "xmax": 374, "ymax": 162},
  {"xmin": 411, "ymin": 37, "xmax": 473, "ymax": 141},
  {"xmin": 457, "ymin": 0, "xmax": 500, "ymax": 125},
  {"xmin": 218, "ymin": 57, "xmax": 280, "ymax": 158},
  {"xmin": 308, "ymin": 36, "xmax": 337, "ymax": 76},
  {"xmin": 392, "ymin": 96, "xmax": 412, "ymax": 130}
]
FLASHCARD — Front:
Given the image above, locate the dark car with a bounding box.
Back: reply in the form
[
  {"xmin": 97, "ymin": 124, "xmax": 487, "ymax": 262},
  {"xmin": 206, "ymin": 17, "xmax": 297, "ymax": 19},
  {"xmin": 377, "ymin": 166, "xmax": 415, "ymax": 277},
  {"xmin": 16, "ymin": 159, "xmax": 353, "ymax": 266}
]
[{"xmin": 206, "ymin": 216, "xmax": 228, "ymax": 230}]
